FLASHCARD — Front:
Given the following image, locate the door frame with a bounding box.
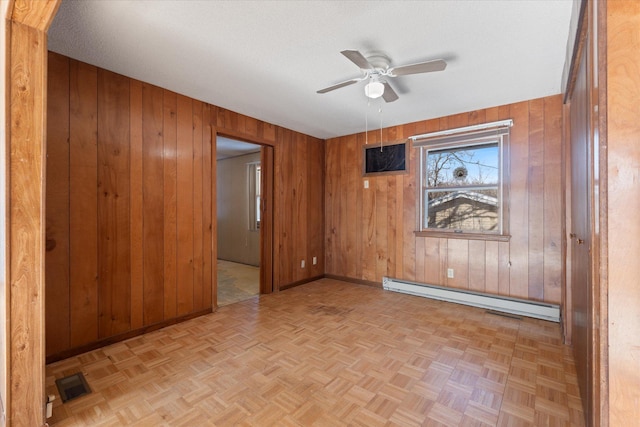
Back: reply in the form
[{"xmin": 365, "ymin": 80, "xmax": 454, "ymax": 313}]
[
  {"xmin": 212, "ymin": 132, "xmax": 274, "ymax": 309},
  {"xmin": 4, "ymin": 1, "xmax": 62, "ymax": 424}
]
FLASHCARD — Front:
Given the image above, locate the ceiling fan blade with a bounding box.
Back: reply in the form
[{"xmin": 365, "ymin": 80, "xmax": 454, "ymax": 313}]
[
  {"xmin": 388, "ymin": 59, "xmax": 447, "ymax": 77},
  {"xmin": 317, "ymin": 78, "xmax": 360, "ymax": 94},
  {"xmin": 341, "ymin": 49, "xmax": 375, "ymax": 70},
  {"xmin": 382, "ymin": 82, "xmax": 399, "ymax": 103}
]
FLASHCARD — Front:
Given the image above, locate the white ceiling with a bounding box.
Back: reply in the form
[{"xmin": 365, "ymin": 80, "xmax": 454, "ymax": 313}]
[
  {"xmin": 216, "ymin": 136, "xmax": 260, "ymax": 161},
  {"xmin": 47, "ymin": 0, "xmax": 573, "ymax": 140}
]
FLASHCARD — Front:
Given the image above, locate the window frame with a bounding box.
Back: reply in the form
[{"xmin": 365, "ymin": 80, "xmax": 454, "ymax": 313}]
[
  {"xmin": 247, "ymin": 161, "xmax": 261, "ymax": 231},
  {"xmin": 414, "ymin": 125, "xmax": 511, "ymax": 241}
]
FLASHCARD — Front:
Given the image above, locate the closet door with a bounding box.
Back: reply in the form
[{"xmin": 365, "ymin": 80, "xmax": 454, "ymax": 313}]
[{"xmin": 568, "ymin": 28, "xmax": 593, "ymax": 422}]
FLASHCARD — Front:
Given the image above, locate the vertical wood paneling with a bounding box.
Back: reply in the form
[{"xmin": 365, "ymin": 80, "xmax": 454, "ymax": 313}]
[
  {"xmin": 386, "ymin": 175, "xmax": 397, "ymax": 277},
  {"xmin": 415, "ymin": 237, "xmax": 426, "ymax": 284},
  {"xmin": 361, "ymin": 162, "xmax": 376, "ymax": 281},
  {"xmin": 295, "ymin": 134, "xmax": 308, "ymax": 282},
  {"xmin": 374, "ymin": 176, "xmax": 388, "ymax": 281},
  {"xmin": 69, "ymin": 59, "xmax": 98, "ymax": 347},
  {"xmin": 543, "ymin": 97, "xmax": 563, "ymax": 304},
  {"xmin": 468, "ymin": 240, "xmax": 486, "ymax": 292},
  {"xmin": 469, "ymin": 109, "xmax": 486, "ymax": 126},
  {"xmin": 498, "ymin": 241, "xmax": 511, "ymax": 295},
  {"xmin": 484, "ymin": 241, "xmax": 499, "ymax": 295},
  {"xmin": 142, "ymin": 83, "xmax": 164, "ymax": 325},
  {"xmin": 354, "ymin": 135, "xmax": 365, "ymax": 280},
  {"xmin": 202, "ymin": 105, "xmax": 213, "ymax": 308},
  {"xmin": 308, "ymin": 139, "xmax": 324, "ymax": 277},
  {"xmin": 163, "ymin": 91, "xmax": 178, "ymax": 319},
  {"xmin": 325, "ymin": 96, "xmax": 563, "ymax": 304},
  {"xmin": 129, "ymin": 79, "xmax": 143, "ymax": 330},
  {"xmin": 527, "ymin": 98, "xmax": 545, "ymax": 301},
  {"xmin": 324, "ymin": 139, "xmax": 337, "ymax": 275},
  {"xmin": 278, "ymin": 129, "xmax": 294, "ymax": 286},
  {"xmin": 485, "ymin": 107, "xmax": 499, "ymax": 123},
  {"xmin": 192, "ymin": 101, "xmax": 204, "ymax": 310},
  {"xmin": 45, "ymin": 51, "xmax": 70, "ymax": 356},
  {"xmin": 447, "ymin": 239, "xmax": 469, "ymax": 289},
  {"xmin": 97, "ymin": 69, "xmax": 131, "ymax": 337},
  {"xmin": 423, "ymin": 238, "xmax": 440, "ymax": 285},
  {"xmin": 507, "ymin": 101, "xmax": 530, "ymax": 299},
  {"xmin": 337, "ymin": 137, "xmax": 349, "ymax": 277},
  {"xmin": 47, "ymin": 54, "xmax": 324, "ymax": 360},
  {"xmin": 271, "ymin": 136, "xmax": 282, "ymax": 290},
  {"xmin": 394, "ymin": 173, "xmax": 404, "ymax": 279},
  {"xmin": 438, "ymin": 238, "xmax": 448, "ymax": 286},
  {"xmin": 345, "ymin": 137, "xmax": 357, "ymax": 279},
  {"xmin": 401, "ymin": 122, "xmax": 416, "ymax": 281},
  {"xmin": 176, "ymin": 95, "xmax": 194, "ymax": 315}
]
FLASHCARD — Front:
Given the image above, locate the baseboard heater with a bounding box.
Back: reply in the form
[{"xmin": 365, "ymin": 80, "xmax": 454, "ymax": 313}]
[{"xmin": 382, "ymin": 277, "xmax": 560, "ymax": 322}]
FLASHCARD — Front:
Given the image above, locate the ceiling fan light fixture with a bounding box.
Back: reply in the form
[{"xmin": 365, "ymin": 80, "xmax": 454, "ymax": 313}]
[{"xmin": 364, "ymin": 80, "xmax": 385, "ymax": 99}]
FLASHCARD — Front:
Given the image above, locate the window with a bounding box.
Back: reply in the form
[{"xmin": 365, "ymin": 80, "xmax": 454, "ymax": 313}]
[
  {"xmin": 414, "ymin": 122, "xmax": 510, "ymax": 238},
  {"xmin": 255, "ymin": 165, "xmax": 261, "ymax": 228},
  {"xmin": 248, "ymin": 162, "xmax": 261, "ymax": 231}
]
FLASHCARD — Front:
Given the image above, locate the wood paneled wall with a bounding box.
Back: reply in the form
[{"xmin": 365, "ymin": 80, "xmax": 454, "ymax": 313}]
[
  {"xmin": 46, "ymin": 52, "xmax": 324, "ymax": 359},
  {"xmin": 273, "ymin": 129, "xmax": 325, "ymax": 287},
  {"xmin": 211, "ymin": 112, "xmax": 325, "ymax": 289},
  {"xmin": 325, "ymin": 95, "xmax": 563, "ymax": 304},
  {"xmin": 46, "ymin": 53, "xmax": 213, "ymax": 358}
]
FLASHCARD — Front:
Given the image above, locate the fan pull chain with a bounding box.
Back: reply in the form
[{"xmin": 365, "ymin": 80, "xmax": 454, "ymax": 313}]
[
  {"xmin": 365, "ymin": 99, "xmax": 370, "ymax": 145},
  {"xmin": 379, "ymin": 103, "xmax": 383, "ymax": 152}
]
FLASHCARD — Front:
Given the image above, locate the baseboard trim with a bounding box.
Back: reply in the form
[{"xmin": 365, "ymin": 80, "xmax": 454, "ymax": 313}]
[
  {"xmin": 279, "ymin": 275, "xmax": 325, "ymax": 291},
  {"xmin": 324, "ymin": 274, "xmax": 383, "ymax": 289},
  {"xmin": 46, "ymin": 308, "xmax": 213, "ymax": 364}
]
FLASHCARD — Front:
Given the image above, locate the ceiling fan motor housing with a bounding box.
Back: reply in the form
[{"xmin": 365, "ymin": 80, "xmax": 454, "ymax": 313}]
[{"xmin": 365, "ymin": 53, "xmax": 392, "ymax": 74}]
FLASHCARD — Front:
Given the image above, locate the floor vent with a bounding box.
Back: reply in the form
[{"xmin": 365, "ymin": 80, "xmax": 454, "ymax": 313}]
[
  {"xmin": 383, "ymin": 277, "xmax": 560, "ymax": 322},
  {"xmin": 55, "ymin": 372, "xmax": 91, "ymax": 403}
]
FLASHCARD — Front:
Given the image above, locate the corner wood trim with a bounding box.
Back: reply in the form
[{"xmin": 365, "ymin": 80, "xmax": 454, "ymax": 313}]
[
  {"xmin": 323, "ymin": 275, "xmax": 383, "ymax": 289},
  {"xmin": 279, "ymin": 275, "xmax": 326, "ymax": 291}
]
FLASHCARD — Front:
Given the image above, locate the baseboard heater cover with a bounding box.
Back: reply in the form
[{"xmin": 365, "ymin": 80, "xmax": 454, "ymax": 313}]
[{"xmin": 382, "ymin": 277, "xmax": 560, "ymax": 322}]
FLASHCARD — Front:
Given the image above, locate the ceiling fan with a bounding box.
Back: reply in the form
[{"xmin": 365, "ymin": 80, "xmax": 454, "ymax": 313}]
[{"xmin": 317, "ymin": 50, "xmax": 447, "ymax": 103}]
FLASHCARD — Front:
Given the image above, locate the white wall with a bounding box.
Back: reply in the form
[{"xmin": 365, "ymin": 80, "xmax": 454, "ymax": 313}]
[
  {"xmin": 217, "ymin": 152, "xmax": 261, "ymax": 266},
  {"xmin": 1, "ymin": 1, "xmax": 10, "ymax": 422}
]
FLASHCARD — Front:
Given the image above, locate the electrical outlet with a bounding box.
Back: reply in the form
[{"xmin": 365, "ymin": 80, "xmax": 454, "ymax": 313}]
[
  {"xmin": 447, "ymin": 268, "xmax": 454, "ymax": 278},
  {"xmin": 364, "ymin": 179, "xmax": 369, "ymax": 189},
  {"xmin": 301, "ymin": 260, "xmax": 305, "ymax": 268},
  {"xmin": 312, "ymin": 256, "xmax": 317, "ymax": 265}
]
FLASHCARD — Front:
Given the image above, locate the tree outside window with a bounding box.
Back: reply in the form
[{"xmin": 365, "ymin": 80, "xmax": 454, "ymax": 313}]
[{"xmin": 416, "ymin": 125, "xmax": 510, "ymax": 238}]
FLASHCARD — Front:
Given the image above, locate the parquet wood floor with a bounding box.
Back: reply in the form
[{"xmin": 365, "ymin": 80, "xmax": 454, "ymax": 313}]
[{"xmin": 46, "ymin": 278, "xmax": 584, "ymax": 426}]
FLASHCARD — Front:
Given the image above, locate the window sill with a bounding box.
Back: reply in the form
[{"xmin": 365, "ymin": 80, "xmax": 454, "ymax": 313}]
[{"xmin": 413, "ymin": 230, "xmax": 511, "ymax": 242}]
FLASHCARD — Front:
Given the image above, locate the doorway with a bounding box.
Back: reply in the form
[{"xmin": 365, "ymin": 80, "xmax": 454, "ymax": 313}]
[{"xmin": 215, "ymin": 136, "xmax": 268, "ymax": 306}]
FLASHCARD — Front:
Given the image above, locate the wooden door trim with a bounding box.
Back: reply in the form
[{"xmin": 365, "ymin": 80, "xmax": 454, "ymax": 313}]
[
  {"xmin": 212, "ymin": 131, "xmax": 275, "ymax": 301},
  {"xmin": 260, "ymin": 146, "xmax": 274, "ymax": 294},
  {"xmin": 5, "ymin": 1, "xmax": 62, "ymax": 425}
]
